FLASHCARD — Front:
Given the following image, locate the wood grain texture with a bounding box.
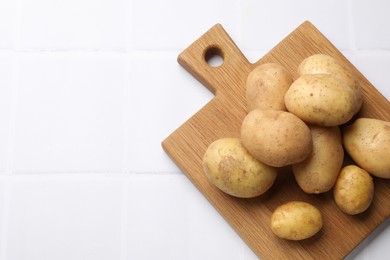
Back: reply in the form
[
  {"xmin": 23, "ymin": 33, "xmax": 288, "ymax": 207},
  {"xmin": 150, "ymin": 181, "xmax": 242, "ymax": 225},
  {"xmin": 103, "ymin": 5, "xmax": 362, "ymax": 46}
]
[{"xmin": 162, "ymin": 21, "xmax": 390, "ymax": 259}]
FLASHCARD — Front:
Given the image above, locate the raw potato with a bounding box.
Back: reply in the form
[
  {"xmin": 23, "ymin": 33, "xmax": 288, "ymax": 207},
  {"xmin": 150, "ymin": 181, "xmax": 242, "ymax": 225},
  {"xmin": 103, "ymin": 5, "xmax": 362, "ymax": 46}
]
[
  {"xmin": 202, "ymin": 138, "xmax": 277, "ymax": 198},
  {"xmin": 241, "ymin": 109, "xmax": 312, "ymax": 167},
  {"xmin": 333, "ymin": 165, "xmax": 374, "ymax": 215},
  {"xmin": 343, "ymin": 118, "xmax": 390, "ymax": 179},
  {"xmin": 271, "ymin": 201, "xmax": 323, "ymax": 240},
  {"xmin": 284, "ymin": 74, "xmax": 359, "ymax": 126},
  {"xmin": 293, "ymin": 125, "xmax": 344, "ymax": 194},
  {"xmin": 246, "ymin": 63, "xmax": 293, "ymax": 112},
  {"xmin": 298, "ymin": 53, "xmax": 362, "ymax": 113}
]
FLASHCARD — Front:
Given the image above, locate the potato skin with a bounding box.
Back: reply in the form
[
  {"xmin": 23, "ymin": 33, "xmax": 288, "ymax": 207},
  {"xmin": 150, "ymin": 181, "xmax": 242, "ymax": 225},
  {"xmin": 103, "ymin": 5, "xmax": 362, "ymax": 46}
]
[
  {"xmin": 271, "ymin": 201, "xmax": 323, "ymax": 240},
  {"xmin": 285, "ymin": 74, "xmax": 358, "ymax": 126},
  {"xmin": 343, "ymin": 118, "xmax": 390, "ymax": 179},
  {"xmin": 202, "ymin": 138, "xmax": 277, "ymax": 198},
  {"xmin": 298, "ymin": 54, "xmax": 356, "ymax": 85},
  {"xmin": 241, "ymin": 109, "xmax": 312, "ymax": 167},
  {"xmin": 298, "ymin": 54, "xmax": 362, "ymax": 113},
  {"xmin": 293, "ymin": 125, "xmax": 344, "ymax": 194},
  {"xmin": 333, "ymin": 165, "xmax": 374, "ymax": 215},
  {"xmin": 246, "ymin": 63, "xmax": 293, "ymax": 112}
]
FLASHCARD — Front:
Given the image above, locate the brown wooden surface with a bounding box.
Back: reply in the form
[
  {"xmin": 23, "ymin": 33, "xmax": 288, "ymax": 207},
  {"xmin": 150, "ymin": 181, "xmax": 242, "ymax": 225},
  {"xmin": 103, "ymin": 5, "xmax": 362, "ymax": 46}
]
[{"xmin": 162, "ymin": 21, "xmax": 390, "ymax": 259}]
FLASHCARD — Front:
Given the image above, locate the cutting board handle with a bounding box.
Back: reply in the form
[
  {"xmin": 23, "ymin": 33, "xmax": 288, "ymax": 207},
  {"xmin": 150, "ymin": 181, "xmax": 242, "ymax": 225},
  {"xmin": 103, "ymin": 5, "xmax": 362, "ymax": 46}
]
[{"xmin": 177, "ymin": 24, "xmax": 252, "ymax": 97}]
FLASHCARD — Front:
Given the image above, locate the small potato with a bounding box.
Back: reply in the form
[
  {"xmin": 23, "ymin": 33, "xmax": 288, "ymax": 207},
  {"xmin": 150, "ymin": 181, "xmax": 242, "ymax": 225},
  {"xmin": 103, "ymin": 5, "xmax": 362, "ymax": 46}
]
[
  {"xmin": 271, "ymin": 201, "xmax": 323, "ymax": 240},
  {"xmin": 333, "ymin": 165, "xmax": 374, "ymax": 215},
  {"xmin": 293, "ymin": 125, "xmax": 344, "ymax": 194},
  {"xmin": 202, "ymin": 138, "xmax": 277, "ymax": 198},
  {"xmin": 285, "ymin": 74, "xmax": 359, "ymax": 126},
  {"xmin": 241, "ymin": 109, "xmax": 312, "ymax": 167},
  {"xmin": 298, "ymin": 54, "xmax": 362, "ymax": 113},
  {"xmin": 343, "ymin": 118, "xmax": 390, "ymax": 179},
  {"xmin": 246, "ymin": 63, "xmax": 293, "ymax": 112}
]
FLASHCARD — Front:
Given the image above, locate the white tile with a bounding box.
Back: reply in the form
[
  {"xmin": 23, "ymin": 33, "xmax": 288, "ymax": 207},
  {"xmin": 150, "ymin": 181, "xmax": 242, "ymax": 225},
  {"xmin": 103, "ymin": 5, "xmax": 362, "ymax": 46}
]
[
  {"xmin": 361, "ymin": 218, "xmax": 390, "ymax": 259},
  {"xmin": 346, "ymin": 247, "xmax": 369, "ymax": 260},
  {"xmin": 0, "ymin": 54, "xmax": 14, "ymax": 173},
  {"xmin": 6, "ymin": 175, "xmax": 124, "ymax": 260},
  {"xmin": 130, "ymin": 0, "xmax": 241, "ymax": 50},
  {"xmin": 13, "ymin": 53, "xmax": 125, "ymax": 173},
  {"xmin": 19, "ymin": 0, "xmax": 126, "ymax": 50},
  {"xmin": 0, "ymin": 1, "xmax": 15, "ymax": 49},
  {"xmin": 241, "ymin": 50, "xmax": 267, "ymax": 64},
  {"xmin": 127, "ymin": 173, "xmax": 251, "ymax": 260},
  {"xmin": 352, "ymin": 0, "xmax": 390, "ymax": 49},
  {"xmin": 127, "ymin": 174, "xmax": 190, "ymax": 259},
  {"xmin": 186, "ymin": 181, "xmax": 258, "ymax": 260},
  {"xmin": 241, "ymin": 0, "xmax": 350, "ymax": 51},
  {"xmin": 124, "ymin": 52, "xmax": 213, "ymax": 173},
  {"xmin": 346, "ymin": 218, "xmax": 390, "ymax": 260},
  {"xmin": 346, "ymin": 52, "xmax": 390, "ymax": 100}
]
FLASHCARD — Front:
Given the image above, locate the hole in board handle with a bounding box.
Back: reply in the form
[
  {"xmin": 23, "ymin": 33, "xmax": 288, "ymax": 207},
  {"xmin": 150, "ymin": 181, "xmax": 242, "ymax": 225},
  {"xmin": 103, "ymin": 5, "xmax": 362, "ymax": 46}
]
[{"xmin": 204, "ymin": 46, "xmax": 224, "ymax": 67}]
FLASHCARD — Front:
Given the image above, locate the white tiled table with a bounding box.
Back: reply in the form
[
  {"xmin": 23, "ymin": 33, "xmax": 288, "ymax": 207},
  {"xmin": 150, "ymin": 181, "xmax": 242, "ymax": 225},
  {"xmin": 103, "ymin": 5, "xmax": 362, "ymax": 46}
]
[{"xmin": 0, "ymin": 0, "xmax": 389, "ymax": 259}]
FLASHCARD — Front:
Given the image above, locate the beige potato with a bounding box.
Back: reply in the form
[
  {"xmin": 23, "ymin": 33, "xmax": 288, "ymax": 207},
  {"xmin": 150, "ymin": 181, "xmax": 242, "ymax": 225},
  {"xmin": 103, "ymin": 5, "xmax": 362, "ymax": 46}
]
[
  {"xmin": 246, "ymin": 63, "xmax": 293, "ymax": 112},
  {"xmin": 298, "ymin": 53, "xmax": 362, "ymax": 113},
  {"xmin": 285, "ymin": 74, "xmax": 359, "ymax": 126},
  {"xmin": 333, "ymin": 165, "xmax": 374, "ymax": 215},
  {"xmin": 293, "ymin": 125, "xmax": 344, "ymax": 194},
  {"xmin": 343, "ymin": 118, "xmax": 390, "ymax": 179},
  {"xmin": 202, "ymin": 138, "xmax": 277, "ymax": 198},
  {"xmin": 241, "ymin": 109, "xmax": 312, "ymax": 167},
  {"xmin": 271, "ymin": 201, "xmax": 323, "ymax": 240}
]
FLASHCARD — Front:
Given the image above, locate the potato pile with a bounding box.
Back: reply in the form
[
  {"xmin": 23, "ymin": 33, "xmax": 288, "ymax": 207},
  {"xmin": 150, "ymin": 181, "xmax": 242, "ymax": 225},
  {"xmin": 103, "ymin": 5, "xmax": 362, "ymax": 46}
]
[{"xmin": 202, "ymin": 53, "xmax": 390, "ymax": 241}]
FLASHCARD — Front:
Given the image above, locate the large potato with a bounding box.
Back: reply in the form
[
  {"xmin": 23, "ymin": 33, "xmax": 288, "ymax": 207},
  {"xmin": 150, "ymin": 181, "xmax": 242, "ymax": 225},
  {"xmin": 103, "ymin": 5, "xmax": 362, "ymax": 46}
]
[
  {"xmin": 333, "ymin": 165, "xmax": 374, "ymax": 215},
  {"xmin": 285, "ymin": 74, "xmax": 359, "ymax": 126},
  {"xmin": 271, "ymin": 201, "xmax": 323, "ymax": 240},
  {"xmin": 241, "ymin": 109, "xmax": 312, "ymax": 167},
  {"xmin": 293, "ymin": 125, "xmax": 344, "ymax": 194},
  {"xmin": 246, "ymin": 63, "xmax": 293, "ymax": 112},
  {"xmin": 202, "ymin": 138, "xmax": 277, "ymax": 198},
  {"xmin": 343, "ymin": 118, "xmax": 390, "ymax": 178},
  {"xmin": 298, "ymin": 53, "xmax": 362, "ymax": 113}
]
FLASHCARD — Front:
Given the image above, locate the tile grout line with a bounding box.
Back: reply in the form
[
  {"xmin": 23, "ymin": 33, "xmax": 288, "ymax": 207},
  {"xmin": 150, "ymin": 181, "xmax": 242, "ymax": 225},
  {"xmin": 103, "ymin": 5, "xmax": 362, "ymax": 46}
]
[
  {"xmin": 0, "ymin": 180, "xmax": 10, "ymax": 260},
  {"xmin": 347, "ymin": 0, "xmax": 357, "ymax": 52},
  {"xmin": 122, "ymin": 54, "xmax": 131, "ymax": 175},
  {"xmin": 5, "ymin": 0, "xmax": 23, "ymax": 176},
  {"xmin": 0, "ymin": 0, "xmax": 22, "ymax": 256},
  {"xmin": 120, "ymin": 176, "xmax": 129, "ymax": 260},
  {"xmin": 13, "ymin": 0, "xmax": 22, "ymax": 51},
  {"xmin": 120, "ymin": 47, "xmax": 130, "ymax": 260},
  {"xmin": 5, "ymin": 0, "xmax": 22, "ymax": 177},
  {"xmin": 5, "ymin": 55, "xmax": 19, "ymax": 177},
  {"xmin": 125, "ymin": 0, "xmax": 134, "ymax": 52},
  {"xmin": 3, "ymin": 48, "xmax": 389, "ymax": 56},
  {"xmin": 237, "ymin": 0, "xmax": 243, "ymax": 49}
]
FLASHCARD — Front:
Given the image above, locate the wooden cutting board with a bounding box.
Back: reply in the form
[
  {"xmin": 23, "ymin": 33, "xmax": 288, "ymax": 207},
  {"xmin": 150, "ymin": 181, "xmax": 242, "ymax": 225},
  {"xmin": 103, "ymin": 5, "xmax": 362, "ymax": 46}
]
[{"xmin": 162, "ymin": 21, "xmax": 390, "ymax": 259}]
